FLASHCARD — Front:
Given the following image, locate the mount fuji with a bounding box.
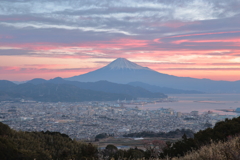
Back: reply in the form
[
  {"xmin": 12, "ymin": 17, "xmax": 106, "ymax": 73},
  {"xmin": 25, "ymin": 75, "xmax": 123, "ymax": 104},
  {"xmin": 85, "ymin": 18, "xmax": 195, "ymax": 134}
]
[
  {"xmin": 66, "ymin": 58, "xmax": 240, "ymax": 93},
  {"xmin": 66, "ymin": 58, "xmax": 162, "ymax": 84}
]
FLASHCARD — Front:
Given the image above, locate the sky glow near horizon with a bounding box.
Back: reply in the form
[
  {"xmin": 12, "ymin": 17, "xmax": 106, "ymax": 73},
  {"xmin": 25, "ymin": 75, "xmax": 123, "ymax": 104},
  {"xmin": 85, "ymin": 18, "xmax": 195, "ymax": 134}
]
[{"xmin": 0, "ymin": 0, "xmax": 240, "ymax": 81}]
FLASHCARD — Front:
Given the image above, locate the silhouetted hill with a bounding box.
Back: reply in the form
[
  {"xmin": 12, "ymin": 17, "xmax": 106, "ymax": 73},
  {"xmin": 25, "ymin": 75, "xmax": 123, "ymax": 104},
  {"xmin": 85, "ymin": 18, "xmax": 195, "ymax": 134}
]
[
  {"xmin": 160, "ymin": 116, "xmax": 240, "ymax": 159},
  {"xmin": 128, "ymin": 81, "xmax": 203, "ymax": 94},
  {"xmin": 0, "ymin": 80, "xmax": 134, "ymax": 102},
  {"xmin": 0, "ymin": 122, "xmax": 98, "ymax": 160},
  {"xmin": 27, "ymin": 77, "xmax": 167, "ymax": 98},
  {"xmin": 27, "ymin": 78, "xmax": 47, "ymax": 85},
  {"xmin": 0, "ymin": 80, "xmax": 17, "ymax": 90},
  {"xmin": 2, "ymin": 116, "xmax": 240, "ymax": 160},
  {"xmin": 170, "ymin": 134, "xmax": 240, "ymax": 160},
  {"xmin": 0, "ymin": 80, "xmax": 18, "ymax": 101},
  {"xmin": 79, "ymin": 80, "xmax": 167, "ymax": 98}
]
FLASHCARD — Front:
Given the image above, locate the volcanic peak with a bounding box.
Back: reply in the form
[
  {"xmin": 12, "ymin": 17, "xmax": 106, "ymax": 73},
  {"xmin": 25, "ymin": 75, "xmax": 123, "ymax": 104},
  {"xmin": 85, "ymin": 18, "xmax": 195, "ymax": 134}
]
[{"xmin": 105, "ymin": 58, "xmax": 150, "ymax": 70}]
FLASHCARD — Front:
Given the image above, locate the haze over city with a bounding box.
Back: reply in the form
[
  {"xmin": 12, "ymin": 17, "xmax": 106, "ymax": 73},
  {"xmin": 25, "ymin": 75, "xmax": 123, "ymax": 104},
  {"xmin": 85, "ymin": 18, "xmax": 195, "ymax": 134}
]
[{"xmin": 1, "ymin": 0, "xmax": 240, "ymax": 81}]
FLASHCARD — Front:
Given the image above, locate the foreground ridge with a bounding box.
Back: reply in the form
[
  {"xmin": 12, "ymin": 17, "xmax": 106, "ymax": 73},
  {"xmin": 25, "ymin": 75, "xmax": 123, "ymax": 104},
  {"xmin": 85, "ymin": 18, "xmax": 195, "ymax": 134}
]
[{"xmin": 1, "ymin": 116, "xmax": 240, "ymax": 160}]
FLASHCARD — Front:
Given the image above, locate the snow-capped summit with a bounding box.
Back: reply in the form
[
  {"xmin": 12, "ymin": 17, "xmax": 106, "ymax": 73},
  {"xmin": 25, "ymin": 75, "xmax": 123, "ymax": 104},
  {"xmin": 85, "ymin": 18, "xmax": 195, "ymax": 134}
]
[
  {"xmin": 65, "ymin": 58, "xmax": 240, "ymax": 93},
  {"xmin": 105, "ymin": 58, "xmax": 150, "ymax": 70}
]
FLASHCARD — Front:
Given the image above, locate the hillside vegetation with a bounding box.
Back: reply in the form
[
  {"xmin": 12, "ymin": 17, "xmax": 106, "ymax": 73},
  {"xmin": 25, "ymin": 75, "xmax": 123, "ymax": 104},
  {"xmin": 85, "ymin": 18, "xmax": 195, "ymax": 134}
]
[
  {"xmin": 0, "ymin": 79, "xmax": 168, "ymax": 102},
  {"xmin": 28, "ymin": 77, "xmax": 168, "ymax": 98},
  {"xmin": 1, "ymin": 116, "xmax": 240, "ymax": 159},
  {"xmin": 171, "ymin": 135, "xmax": 240, "ymax": 160},
  {"xmin": 160, "ymin": 117, "xmax": 240, "ymax": 159},
  {"xmin": 0, "ymin": 122, "xmax": 98, "ymax": 160},
  {"xmin": 0, "ymin": 80, "xmax": 134, "ymax": 102}
]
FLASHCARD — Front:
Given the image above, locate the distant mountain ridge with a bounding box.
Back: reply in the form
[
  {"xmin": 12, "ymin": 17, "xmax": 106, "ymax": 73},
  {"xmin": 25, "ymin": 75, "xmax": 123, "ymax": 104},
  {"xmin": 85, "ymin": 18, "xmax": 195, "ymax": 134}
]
[
  {"xmin": 66, "ymin": 58, "xmax": 240, "ymax": 93},
  {"xmin": 0, "ymin": 80, "xmax": 135, "ymax": 102},
  {"xmin": 128, "ymin": 82, "xmax": 203, "ymax": 94},
  {"xmin": 27, "ymin": 78, "xmax": 47, "ymax": 85},
  {"xmin": 27, "ymin": 77, "xmax": 167, "ymax": 98},
  {"xmin": 0, "ymin": 80, "xmax": 17, "ymax": 90}
]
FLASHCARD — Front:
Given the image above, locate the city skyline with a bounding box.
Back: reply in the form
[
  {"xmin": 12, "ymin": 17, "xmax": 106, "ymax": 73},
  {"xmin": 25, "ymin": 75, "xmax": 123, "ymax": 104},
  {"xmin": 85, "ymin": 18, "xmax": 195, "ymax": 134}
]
[{"xmin": 1, "ymin": 0, "xmax": 240, "ymax": 81}]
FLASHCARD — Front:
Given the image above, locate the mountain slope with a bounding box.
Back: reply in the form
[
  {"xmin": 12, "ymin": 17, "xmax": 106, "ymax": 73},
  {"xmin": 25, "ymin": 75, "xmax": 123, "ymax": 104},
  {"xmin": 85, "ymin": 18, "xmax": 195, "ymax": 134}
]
[
  {"xmin": 106, "ymin": 57, "xmax": 151, "ymax": 70},
  {"xmin": 0, "ymin": 80, "xmax": 17, "ymax": 90},
  {"xmin": 0, "ymin": 122, "xmax": 98, "ymax": 160},
  {"xmin": 0, "ymin": 80, "xmax": 134, "ymax": 102},
  {"xmin": 66, "ymin": 58, "xmax": 240, "ymax": 93},
  {"xmin": 27, "ymin": 78, "xmax": 47, "ymax": 85},
  {"xmin": 128, "ymin": 81, "xmax": 204, "ymax": 94},
  {"xmin": 28, "ymin": 77, "xmax": 167, "ymax": 98}
]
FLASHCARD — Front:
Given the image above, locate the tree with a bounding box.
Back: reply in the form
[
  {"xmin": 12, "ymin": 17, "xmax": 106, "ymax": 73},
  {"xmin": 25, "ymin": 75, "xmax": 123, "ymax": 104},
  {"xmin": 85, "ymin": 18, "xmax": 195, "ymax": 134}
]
[
  {"xmin": 143, "ymin": 139, "xmax": 166, "ymax": 158},
  {"xmin": 101, "ymin": 144, "xmax": 118, "ymax": 160}
]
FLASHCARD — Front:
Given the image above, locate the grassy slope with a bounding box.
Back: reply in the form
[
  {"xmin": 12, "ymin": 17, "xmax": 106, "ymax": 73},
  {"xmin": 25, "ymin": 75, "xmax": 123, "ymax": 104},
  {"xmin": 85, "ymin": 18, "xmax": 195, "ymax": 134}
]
[{"xmin": 170, "ymin": 135, "xmax": 240, "ymax": 160}]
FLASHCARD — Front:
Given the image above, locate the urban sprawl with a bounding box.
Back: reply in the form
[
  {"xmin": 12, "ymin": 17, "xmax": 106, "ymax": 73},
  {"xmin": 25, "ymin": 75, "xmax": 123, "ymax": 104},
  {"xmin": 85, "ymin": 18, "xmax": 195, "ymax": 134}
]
[{"xmin": 0, "ymin": 98, "xmax": 237, "ymax": 140}]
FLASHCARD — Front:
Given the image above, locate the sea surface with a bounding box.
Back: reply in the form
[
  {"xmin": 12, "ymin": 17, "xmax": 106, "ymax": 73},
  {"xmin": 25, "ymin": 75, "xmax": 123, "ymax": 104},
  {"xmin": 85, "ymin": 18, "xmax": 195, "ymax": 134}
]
[{"xmin": 126, "ymin": 94, "xmax": 240, "ymax": 115}]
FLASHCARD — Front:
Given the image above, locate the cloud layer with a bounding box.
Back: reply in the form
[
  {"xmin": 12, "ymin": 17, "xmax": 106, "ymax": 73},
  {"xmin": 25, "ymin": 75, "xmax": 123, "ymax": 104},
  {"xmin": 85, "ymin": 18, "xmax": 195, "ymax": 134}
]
[{"xmin": 0, "ymin": 0, "xmax": 240, "ymax": 81}]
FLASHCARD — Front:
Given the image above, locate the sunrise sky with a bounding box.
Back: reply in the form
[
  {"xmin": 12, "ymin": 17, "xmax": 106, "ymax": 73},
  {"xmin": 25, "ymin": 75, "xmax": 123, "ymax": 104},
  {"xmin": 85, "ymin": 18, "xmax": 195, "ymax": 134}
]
[{"xmin": 0, "ymin": 0, "xmax": 240, "ymax": 81}]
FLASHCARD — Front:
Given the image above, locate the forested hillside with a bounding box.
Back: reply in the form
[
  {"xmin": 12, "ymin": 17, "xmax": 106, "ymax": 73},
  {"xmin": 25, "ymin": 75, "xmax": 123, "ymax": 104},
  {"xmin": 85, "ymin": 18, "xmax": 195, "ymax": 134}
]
[
  {"xmin": 0, "ymin": 80, "xmax": 134, "ymax": 102},
  {"xmin": 0, "ymin": 122, "xmax": 98, "ymax": 160},
  {"xmin": 2, "ymin": 116, "xmax": 240, "ymax": 159}
]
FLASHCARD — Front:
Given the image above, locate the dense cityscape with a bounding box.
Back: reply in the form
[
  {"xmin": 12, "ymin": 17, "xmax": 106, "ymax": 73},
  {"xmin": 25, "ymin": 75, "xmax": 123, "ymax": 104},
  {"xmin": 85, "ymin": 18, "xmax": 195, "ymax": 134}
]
[{"xmin": 0, "ymin": 98, "xmax": 237, "ymax": 141}]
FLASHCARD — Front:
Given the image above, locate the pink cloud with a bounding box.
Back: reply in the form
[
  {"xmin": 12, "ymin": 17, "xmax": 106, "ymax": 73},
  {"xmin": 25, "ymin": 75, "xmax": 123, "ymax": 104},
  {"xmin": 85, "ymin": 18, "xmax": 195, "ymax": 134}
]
[
  {"xmin": 0, "ymin": 66, "xmax": 94, "ymax": 73},
  {"xmin": 158, "ymin": 68, "xmax": 240, "ymax": 71},
  {"xmin": 1, "ymin": 36, "xmax": 240, "ymax": 81},
  {"xmin": 0, "ymin": 65, "xmax": 96, "ymax": 81},
  {"xmin": 171, "ymin": 39, "xmax": 189, "ymax": 44},
  {"xmin": 189, "ymin": 38, "xmax": 240, "ymax": 43},
  {"xmin": 171, "ymin": 38, "xmax": 240, "ymax": 44},
  {"xmin": 1, "ymin": 36, "xmax": 238, "ymax": 58},
  {"xmin": 169, "ymin": 31, "xmax": 240, "ymax": 38},
  {"xmin": 23, "ymin": 64, "xmax": 69, "ymax": 68}
]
